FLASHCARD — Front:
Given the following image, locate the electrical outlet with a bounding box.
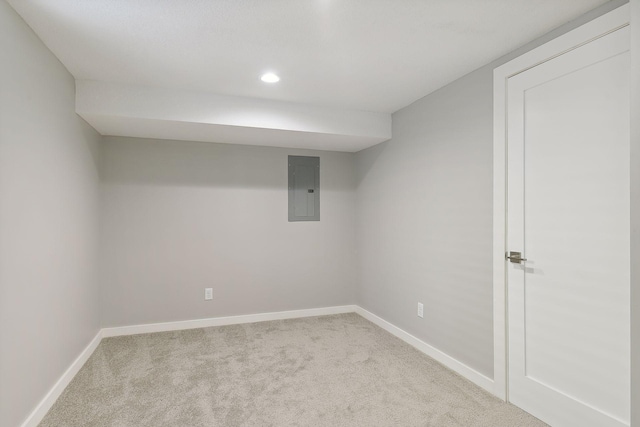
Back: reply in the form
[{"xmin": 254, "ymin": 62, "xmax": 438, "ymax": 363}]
[
  {"xmin": 417, "ymin": 302, "xmax": 424, "ymax": 318},
  {"xmin": 204, "ymin": 288, "xmax": 213, "ymax": 300}
]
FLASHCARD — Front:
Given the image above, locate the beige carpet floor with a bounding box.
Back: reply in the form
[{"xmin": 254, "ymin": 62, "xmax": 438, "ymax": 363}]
[{"xmin": 39, "ymin": 313, "xmax": 547, "ymax": 427}]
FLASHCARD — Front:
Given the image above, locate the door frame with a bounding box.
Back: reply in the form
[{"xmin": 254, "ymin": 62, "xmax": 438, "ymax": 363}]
[{"xmin": 492, "ymin": 4, "xmax": 630, "ymax": 401}]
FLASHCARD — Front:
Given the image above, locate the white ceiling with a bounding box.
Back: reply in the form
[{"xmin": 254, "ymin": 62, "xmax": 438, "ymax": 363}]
[
  {"xmin": 8, "ymin": 0, "xmax": 609, "ymax": 150},
  {"xmin": 75, "ymin": 80, "xmax": 391, "ymax": 152}
]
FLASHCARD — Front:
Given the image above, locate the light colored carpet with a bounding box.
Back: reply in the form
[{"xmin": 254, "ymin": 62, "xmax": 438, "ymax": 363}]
[{"xmin": 39, "ymin": 313, "xmax": 547, "ymax": 426}]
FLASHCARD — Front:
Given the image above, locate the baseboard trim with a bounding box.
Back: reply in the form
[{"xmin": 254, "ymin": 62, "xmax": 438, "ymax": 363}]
[
  {"xmin": 354, "ymin": 306, "xmax": 495, "ymax": 394},
  {"xmin": 102, "ymin": 305, "xmax": 358, "ymax": 338},
  {"xmin": 103, "ymin": 305, "xmax": 495, "ymax": 394},
  {"xmin": 22, "ymin": 304, "xmax": 497, "ymax": 426},
  {"xmin": 20, "ymin": 329, "xmax": 103, "ymax": 427}
]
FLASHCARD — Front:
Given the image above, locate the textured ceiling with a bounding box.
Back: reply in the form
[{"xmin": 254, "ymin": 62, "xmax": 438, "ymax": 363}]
[{"xmin": 8, "ymin": 0, "xmax": 608, "ymax": 113}]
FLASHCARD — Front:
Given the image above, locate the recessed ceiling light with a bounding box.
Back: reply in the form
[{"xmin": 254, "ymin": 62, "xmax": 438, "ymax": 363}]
[{"xmin": 261, "ymin": 73, "xmax": 280, "ymax": 83}]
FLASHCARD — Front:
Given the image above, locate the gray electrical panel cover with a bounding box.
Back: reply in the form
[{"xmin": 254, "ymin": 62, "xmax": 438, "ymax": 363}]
[{"xmin": 288, "ymin": 156, "xmax": 320, "ymax": 221}]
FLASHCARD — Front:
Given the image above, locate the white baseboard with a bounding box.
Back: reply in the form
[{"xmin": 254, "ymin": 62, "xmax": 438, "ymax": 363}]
[
  {"xmin": 20, "ymin": 330, "xmax": 103, "ymax": 427},
  {"xmin": 354, "ymin": 306, "xmax": 495, "ymax": 394},
  {"xmin": 104, "ymin": 305, "xmax": 495, "ymax": 395},
  {"xmin": 22, "ymin": 304, "xmax": 497, "ymax": 427},
  {"xmin": 102, "ymin": 305, "xmax": 358, "ymax": 338}
]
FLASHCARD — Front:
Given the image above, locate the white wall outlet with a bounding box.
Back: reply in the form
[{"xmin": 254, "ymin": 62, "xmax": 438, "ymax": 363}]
[
  {"xmin": 204, "ymin": 288, "xmax": 213, "ymax": 300},
  {"xmin": 417, "ymin": 302, "xmax": 424, "ymax": 318}
]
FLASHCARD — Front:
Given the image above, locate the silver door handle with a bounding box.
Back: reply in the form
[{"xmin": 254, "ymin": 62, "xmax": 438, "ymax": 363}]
[{"xmin": 506, "ymin": 251, "xmax": 527, "ymax": 264}]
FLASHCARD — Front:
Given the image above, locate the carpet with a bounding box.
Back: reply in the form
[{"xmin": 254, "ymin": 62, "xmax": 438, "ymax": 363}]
[{"xmin": 38, "ymin": 313, "xmax": 546, "ymax": 426}]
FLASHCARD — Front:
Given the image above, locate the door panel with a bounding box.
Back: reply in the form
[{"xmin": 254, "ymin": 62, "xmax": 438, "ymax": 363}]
[{"xmin": 507, "ymin": 27, "xmax": 630, "ymax": 427}]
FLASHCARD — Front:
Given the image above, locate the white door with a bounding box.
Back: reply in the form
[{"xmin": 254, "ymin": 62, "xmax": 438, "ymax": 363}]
[{"xmin": 506, "ymin": 25, "xmax": 630, "ymax": 427}]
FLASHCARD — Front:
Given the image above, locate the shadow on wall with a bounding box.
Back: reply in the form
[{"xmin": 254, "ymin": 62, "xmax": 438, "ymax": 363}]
[
  {"xmin": 101, "ymin": 136, "xmax": 355, "ymax": 192},
  {"xmin": 354, "ymin": 139, "xmax": 389, "ymax": 188}
]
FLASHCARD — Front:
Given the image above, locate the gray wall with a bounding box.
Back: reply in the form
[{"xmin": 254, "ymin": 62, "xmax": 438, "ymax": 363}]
[
  {"xmin": 100, "ymin": 137, "xmax": 356, "ymax": 327},
  {"xmin": 0, "ymin": 3, "xmax": 102, "ymax": 427},
  {"xmin": 0, "ymin": 1, "xmax": 632, "ymax": 424},
  {"xmin": 630, "ymin": 0, "xmax": 639, "ymax": 424},
  {"xmin": 354, "ymin": 0, "xmax": 627, "ymax": 379}
]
